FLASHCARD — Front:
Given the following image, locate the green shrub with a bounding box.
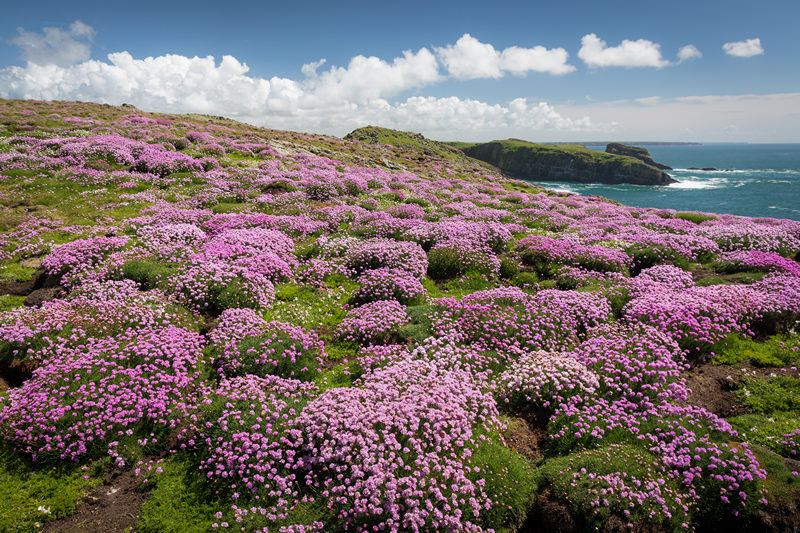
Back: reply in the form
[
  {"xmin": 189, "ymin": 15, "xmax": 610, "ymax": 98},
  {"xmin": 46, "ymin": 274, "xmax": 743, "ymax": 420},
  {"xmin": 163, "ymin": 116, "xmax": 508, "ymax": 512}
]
[
  {"xmin": 696, "ymin": 275, "xmax": 726, "ymax": 286},
  {"xmin": 676, "ymin": 212, "xmax": 717, "ymax": 224},
  {"xmin": 499, "ymin": 257, "xmax": 519, "ymax": 279},
  {"xmin": 122, "ymin": 259, "xmax": 177, "ymax": 290},
  {"xmin": 511, "ymin": 271, "xmax": 539, "ymax": 289},
  {"xmin": 469, "ymin": 438, "xmax": 535, "ymax": 531},
  {"xmin": 533, "ymin": 444, "xmax": 687, "ymax": 531}
]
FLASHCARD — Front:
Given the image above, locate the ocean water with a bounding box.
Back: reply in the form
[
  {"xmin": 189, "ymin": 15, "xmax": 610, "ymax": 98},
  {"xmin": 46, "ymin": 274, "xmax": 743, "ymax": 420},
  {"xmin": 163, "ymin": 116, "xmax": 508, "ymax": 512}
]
[{"xmin": 528, "ymin": 144, "xmax": 800, "ymax": 221}]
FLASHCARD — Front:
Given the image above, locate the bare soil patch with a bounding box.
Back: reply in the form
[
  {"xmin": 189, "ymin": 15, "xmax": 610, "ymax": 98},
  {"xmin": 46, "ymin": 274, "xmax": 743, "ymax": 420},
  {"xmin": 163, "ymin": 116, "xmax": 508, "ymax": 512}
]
[
  {"xmin": 683, "ymin": 362, "xmax": 797, "ymax": 417},
  {"xmin": 41, "ymin": 468, "xmax": 146, "ymax": 533}
]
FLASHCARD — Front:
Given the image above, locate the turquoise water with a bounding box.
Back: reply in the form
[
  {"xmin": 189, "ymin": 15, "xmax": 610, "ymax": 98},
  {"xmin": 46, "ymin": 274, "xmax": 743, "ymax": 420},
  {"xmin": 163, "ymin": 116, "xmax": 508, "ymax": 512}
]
[{"xmin": 528, "ymin": 144, "xmax": 800, "ymax": 221}]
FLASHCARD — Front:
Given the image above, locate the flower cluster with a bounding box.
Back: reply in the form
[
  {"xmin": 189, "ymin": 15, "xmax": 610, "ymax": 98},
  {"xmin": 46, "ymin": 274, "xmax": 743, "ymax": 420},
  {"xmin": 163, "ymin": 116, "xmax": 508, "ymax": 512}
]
[
  {"xmin": 427, "ymin": 238, "xmax": 501, "ymax": 279},
  {"xmin": 351, "ymin": 267, "xmax": 426, "ymax": 305},
  {"xmin": 336, "ymin": 300, "xmax": 408, "ymax": 346},
  {"xmin": 294, "ymin": 358, "xmax": 500, "ymax": 532},
  {"xmin": 496, "ymin": 351, "xmax": 600, "ymax": 411},
  {"xmin": 0, "ymin": 326, "xmax": 203, "ymax": 463},
  {"xmin": 170, "ymin": 261, "xmax": 276, "ymax": 314},
  {"xmin": 344, "ymin": 238, "xmax": 428, "ymax": 278},
  {"xmin": 214, "ymin": 321, "xmax": 325, "ymax": 381},
  {"xmin": 517, "ymin": 235, "xmax": 630, "ymax": 273},
  {"xmin": 716, "ymin": 250, "xmax": 800, "ymax": 276}
]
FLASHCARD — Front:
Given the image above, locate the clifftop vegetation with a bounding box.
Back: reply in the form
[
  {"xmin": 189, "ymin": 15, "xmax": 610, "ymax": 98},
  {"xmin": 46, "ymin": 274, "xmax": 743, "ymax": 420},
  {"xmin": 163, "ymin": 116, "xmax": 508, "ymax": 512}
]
[{"xmin": 0, "ymin": 99, "xmax": 798, "ymax": 532}]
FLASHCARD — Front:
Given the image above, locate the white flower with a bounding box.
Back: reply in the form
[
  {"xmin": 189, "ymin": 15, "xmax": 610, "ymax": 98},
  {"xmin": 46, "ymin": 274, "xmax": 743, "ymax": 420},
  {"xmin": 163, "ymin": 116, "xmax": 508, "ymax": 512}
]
[{"xmin": 37, "ymin": 505, "xmax": 52, "ymax": 515}]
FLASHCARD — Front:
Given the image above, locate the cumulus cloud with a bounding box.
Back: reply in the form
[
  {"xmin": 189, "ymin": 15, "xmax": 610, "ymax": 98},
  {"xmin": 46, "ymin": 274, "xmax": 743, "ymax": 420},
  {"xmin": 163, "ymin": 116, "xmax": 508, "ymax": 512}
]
[
  {"xmin": 0, "ymin": 33, "xmax": 598, "ymax": 140},
  {"xmin": 11, "ymin": 20, "xmax": 95, "ymax": 67},
  {"xmin": 723, "ymin": 38, "xmax": 764, "ymax": 58},
  {"xmin": 578, "ymin": 33, "xmax": 669, "ymax": 68},
  {"xmin": 677, "ymin": 45, "xmax": 702, "ymax": 63},
  {"xmin": 302, "ymin": 48, "xmax": 441, "ymax": 105},
  {"xmin": 435, "ymin": 33, "xmax": 575, "ymax": 79}
]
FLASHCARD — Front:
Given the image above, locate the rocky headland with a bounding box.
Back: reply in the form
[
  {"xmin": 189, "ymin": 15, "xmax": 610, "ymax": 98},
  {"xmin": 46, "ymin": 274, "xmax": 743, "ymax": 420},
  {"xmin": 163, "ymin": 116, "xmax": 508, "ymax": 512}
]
[{"xmin": 459, "ymin": 139, "xmax": 676, "ymax": 186}]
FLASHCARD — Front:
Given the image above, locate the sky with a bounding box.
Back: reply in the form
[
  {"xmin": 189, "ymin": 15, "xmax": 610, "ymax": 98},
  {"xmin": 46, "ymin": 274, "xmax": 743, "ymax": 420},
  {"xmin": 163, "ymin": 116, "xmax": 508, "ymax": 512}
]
[{"xmin": 1, "ymin": 0, "xmax": 798, "ymax": 142}]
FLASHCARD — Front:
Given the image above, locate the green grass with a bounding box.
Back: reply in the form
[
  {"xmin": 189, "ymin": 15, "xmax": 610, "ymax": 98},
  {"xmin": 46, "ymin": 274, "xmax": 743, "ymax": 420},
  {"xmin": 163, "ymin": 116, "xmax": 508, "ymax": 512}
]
[
  {"xmin": 135, "ymin": 457, "xmax": 221, "ymax": 533},
  {"xmin": 713, "ymin": 333, "xmax": 800, "ymax": 367},
  {"xmin": 729, "ymin": 412, "xmax": 800, "ymax": 456},
  {"xmin": 0, "ymin": 443, "xmax": 106, "ymax": 532},
  {"xmin": 748, "ymin": 446, "xmax": 800, "ymax": 512},
  {"xmin": 264, "ymin": 282, "xmax": 354, "ymax": 330},
  {"xmin": 736, "ymin": 375, "xmax": 800, "ymax": 415},
  {"xmin": 0, "ymin": 261, "xmax": 37, "ymax": 282},
  {"xmin": 0, "ymin": 295, "xmax": 26, "ymax": 312},
  {"xmin": 469, "ymin": 436, "xmax": 536, "ymax": 532},
  {"xmin": 675, "ymin": 212, "xmax": 717, "ymax": 224}
]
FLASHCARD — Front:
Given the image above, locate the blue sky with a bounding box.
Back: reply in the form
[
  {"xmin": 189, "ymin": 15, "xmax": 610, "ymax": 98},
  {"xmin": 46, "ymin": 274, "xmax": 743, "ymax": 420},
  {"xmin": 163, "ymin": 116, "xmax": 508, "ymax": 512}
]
[{"xmin": 1, "ymin": 0, "xmax": 798, "ymax": 142}]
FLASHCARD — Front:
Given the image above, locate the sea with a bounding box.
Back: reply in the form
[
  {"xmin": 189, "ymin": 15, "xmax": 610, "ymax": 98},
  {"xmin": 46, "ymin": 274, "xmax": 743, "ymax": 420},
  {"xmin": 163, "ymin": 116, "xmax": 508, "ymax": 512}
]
[{"xmin": 527, "ymin": 144, "xmax": 800, "ymax": 221}]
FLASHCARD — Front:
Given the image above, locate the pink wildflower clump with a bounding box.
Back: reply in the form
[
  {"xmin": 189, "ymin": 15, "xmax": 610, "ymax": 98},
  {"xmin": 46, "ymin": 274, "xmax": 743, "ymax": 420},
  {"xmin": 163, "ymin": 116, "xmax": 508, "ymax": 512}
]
[
  {"xmin": 214, "ymin": 321, "xmax": 325, "ymax": 381},
  {"xmin": 192, "ymin": 375, "xmax": 317, "ymax": 523},
  {"xmin": 294, "ymin": 358, "xmax": 500, "ymax": 532},
  {"xmin": 351, "ymin": 267, "xmax": 426, "ymax": 306},
  {"xmin": 137, "ymin": 223, "xmax": 207, "ymax": 259},
  {"xmin": 716, "ymin": 250, "xmax": 800, "ymax": 276},
  {"xmin": 403, "ymin": 220, "xmax": 512, "ymax": 254},
  {"xmin": 427, "ymin": 238, "xmax": 501, "ymax": 279},
  {"xmin": 573, "ymin": 323, "xmax": 689, "ymax": 404},
  {"xmin": 628, "ymin": 264, "xmax": 695, "ymax": 297},
  {"xmin": 170, "ymin": 261, "xmax": 276, "ymax": 314},
  {"xmin": 497, "ymin": 351, "xmax": 600, "ymax": 411},
  {"xmin": 0, "ymin": 280, "xmax": 198, "ymax": 363},
  {"xmin": 0, "ymin": 326, "xmax": 203, "ymax": 463},
  {"xmin": 42, "ymin": 235, "xmax": 129, "ymax": 285},
  {"xmin": 199, "ymin": 228, "xmax": 295, "ymax": 262},
  {"xmin": 344, "ymin": 238, "xmax": 428, "ymax": 278},
  {"xmin": 517, "ymin": 235, "xmax": 630, "ymax": 273},
  {"xmin": 207, "ymin": 308, "xmax": 268, "ymax": 347},
  {"xmin": 623, "ymin": 284, "xmax": 766, "ymax": 354},
  {"xmin": 432, "ymin": 287, "xmax": 609, "ymax": 359},
  {"xmin": 336, "ymin": 300, "xmax": 408, "ymax": 346}
]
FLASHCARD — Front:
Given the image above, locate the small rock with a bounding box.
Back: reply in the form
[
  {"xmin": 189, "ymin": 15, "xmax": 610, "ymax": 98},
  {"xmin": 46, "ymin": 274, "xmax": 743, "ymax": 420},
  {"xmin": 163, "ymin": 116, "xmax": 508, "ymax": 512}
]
[
  {"xmin": 24, "ymin": 287, "xmax": 61, "ymax": 307},
  {"xmin": 19, "ymin": 257, "xmax": 42, "ymax": 269}
]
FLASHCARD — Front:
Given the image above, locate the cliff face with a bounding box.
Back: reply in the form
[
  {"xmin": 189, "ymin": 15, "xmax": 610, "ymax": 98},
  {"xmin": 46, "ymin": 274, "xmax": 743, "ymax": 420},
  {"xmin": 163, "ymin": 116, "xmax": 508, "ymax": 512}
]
[
  {"xmin": 461, "ymin": 140, "xmax": 676, "ymax": 186},
  {"xmin": 605, "ymin": 142, "xmax": 672, "ymax": 170}
]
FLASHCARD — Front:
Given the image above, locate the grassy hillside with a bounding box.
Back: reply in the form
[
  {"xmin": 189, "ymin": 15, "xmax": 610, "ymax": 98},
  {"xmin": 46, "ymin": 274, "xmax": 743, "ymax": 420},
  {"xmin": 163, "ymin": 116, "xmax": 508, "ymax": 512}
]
[{"xmin": 0, "ymin": 98, "xmax": 799, "ymax": 532}]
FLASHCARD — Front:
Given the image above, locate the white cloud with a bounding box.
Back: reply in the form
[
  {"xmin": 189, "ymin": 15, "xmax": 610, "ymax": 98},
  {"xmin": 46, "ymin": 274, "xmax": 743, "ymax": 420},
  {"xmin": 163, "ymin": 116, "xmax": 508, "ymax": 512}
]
[
  {"xmin": 302, "ymin": 48, "xmax": 441, "ymax": 105},
  {"xmin": 500, "ymin": 45, "xmax": 575, "ymax": 76},
  {"xmin": 578, "ymin": 33, "xmax": 669, "ymax": 68},
  {"xmin": 677, "ymin": 45, "xmax": 702, "ymax": 63},
  {"xmin": 436, "ymin": 33, "xmax": 574, "ymax": 79},
  {"xmin": 635, "ymin": 96, "xmax": 662, "ymax": 105},
  {"xmin": 436, "ymin": 34, "xmax": 503, "ymax": 79},
  {"xmin": 0, "ymin": 46, "xmax": 597, "ymax": 140},
  {"xmin": 723, "ymin": 38, "xmax": 764, "ymax": 58},
  {"xmin": 300, "ymin": 58, "xmax": 326, "ymax": 78},
  {"xmin": 559, "ymin": 93, "xmax": 800, "ymax": 142},
  {"xmin": 11, "ymin": 20, "xmax": 95, "ymax": 67}
]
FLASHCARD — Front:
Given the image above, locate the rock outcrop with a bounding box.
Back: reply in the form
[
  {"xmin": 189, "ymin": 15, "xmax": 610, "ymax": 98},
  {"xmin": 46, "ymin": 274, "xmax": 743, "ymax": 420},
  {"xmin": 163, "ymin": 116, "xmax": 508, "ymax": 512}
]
[
  {"xmin": 460, "ymin": 140, "xmax": 676, "ymax": 186},
  {"xmin": 605, "ymin": 142, "xmax": 672, "ymax": 170}
]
